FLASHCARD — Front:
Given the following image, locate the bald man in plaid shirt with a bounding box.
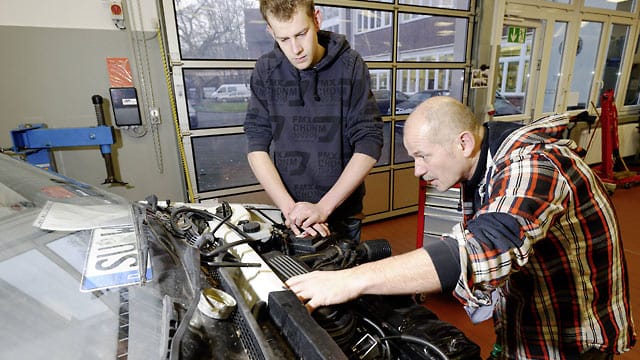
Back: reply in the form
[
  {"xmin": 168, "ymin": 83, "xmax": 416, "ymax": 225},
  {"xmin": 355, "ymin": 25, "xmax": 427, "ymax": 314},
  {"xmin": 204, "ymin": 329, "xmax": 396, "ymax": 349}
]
[{"xmin": 287, "ymin": 96, "xmax": 635, "ymax": 359}]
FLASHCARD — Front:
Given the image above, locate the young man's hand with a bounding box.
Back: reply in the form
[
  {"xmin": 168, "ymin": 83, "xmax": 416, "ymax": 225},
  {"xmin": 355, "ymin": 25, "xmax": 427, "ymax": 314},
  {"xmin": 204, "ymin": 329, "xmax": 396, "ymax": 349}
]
[{"xmin": 285, "ymin": 202, "xmax": 331, "ymax": 237}]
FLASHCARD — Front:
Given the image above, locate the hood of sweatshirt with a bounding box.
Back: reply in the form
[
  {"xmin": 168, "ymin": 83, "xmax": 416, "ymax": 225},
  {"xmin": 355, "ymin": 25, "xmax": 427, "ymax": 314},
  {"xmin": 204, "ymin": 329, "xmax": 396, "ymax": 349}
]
[{"xmin": 268, "ymin": 30, "xmax": 352, "ymax": 106}]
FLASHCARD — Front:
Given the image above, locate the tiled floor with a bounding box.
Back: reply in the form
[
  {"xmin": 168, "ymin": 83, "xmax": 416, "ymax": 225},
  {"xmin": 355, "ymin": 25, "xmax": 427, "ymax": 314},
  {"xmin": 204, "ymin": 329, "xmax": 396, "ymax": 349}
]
[{"xmin": 362, "ymin": 184, "xmax": 640, "ymax": 359}]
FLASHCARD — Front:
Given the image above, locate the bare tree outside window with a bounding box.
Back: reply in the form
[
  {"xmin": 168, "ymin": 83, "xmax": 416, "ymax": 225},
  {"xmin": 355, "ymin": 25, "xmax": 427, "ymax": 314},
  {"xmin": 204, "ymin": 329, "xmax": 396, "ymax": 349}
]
[{"xmin": 176, "ymin": 0, "xmax": 271, "ymax": 60}]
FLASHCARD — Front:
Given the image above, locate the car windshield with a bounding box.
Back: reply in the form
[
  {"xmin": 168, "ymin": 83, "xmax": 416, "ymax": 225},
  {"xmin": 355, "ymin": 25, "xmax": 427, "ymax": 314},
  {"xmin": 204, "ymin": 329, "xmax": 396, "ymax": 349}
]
[{"xmin": 0, "ymin": 153, "xmax": 198, "ymax": 360}]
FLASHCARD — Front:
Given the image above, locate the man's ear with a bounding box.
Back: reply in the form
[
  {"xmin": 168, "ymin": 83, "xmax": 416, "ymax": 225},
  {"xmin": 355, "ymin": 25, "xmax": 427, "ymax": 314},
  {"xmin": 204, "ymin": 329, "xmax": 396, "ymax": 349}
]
[
  {"xmin": 313, "ymin": 8, "xmax": 323, "ymax": 29},
  {"xmin": 459, "ymin": 131, "xmax": 476, "ymax": 157}
]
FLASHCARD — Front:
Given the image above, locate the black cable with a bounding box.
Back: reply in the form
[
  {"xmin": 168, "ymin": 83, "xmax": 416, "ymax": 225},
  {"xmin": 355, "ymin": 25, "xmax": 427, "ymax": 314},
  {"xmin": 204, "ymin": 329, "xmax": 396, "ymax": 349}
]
[
  {"xmin": 361, "ymin": 317, "xmax": 391, "ymax": 360},
  {"xmin": 209, "ymin": 211, "xmax": 232, "ymax": 238},
  {"xmin": 169, "ymin": 206, "xmax": 214, "ymax": 235},
  {"xmin": 381, "ymin": 335, "xmax": 449, "ymax": 360},
  {"xmin": 203, "ymin": 261, "xmax": 261, "ymax": 268},
  {"xmin": 243, "ymin": 205, "xmax": 282, "ymax": 225},
  {"xmin": 209, "ymin": 212, "xmax": 254, "ymax": 242},
  {"xmin": 200, "ymin": 238, "xmax": 255, "ymax": 258}
]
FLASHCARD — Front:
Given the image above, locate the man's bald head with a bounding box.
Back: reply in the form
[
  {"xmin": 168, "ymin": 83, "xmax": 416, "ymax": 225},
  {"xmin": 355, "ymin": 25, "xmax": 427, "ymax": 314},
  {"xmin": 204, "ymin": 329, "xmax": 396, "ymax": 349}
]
[{"xmin": 405, "ymin": 96, "xmax": 481, "ymax": 146}]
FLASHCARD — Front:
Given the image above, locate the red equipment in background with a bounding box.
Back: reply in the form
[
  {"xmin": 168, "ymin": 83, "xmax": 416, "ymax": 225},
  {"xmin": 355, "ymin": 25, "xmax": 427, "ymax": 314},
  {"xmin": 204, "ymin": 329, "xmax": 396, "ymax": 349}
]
[{"xmin": 591, "ymin": 89, "xmax": 640, "ymax": 189}]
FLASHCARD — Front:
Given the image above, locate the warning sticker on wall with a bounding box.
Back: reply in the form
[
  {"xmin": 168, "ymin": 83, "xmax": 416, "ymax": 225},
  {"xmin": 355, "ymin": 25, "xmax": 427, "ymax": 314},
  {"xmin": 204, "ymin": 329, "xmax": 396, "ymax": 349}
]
[{"xmin": 106, "ymin": 57, "xmax": 134, "ymax": 88}]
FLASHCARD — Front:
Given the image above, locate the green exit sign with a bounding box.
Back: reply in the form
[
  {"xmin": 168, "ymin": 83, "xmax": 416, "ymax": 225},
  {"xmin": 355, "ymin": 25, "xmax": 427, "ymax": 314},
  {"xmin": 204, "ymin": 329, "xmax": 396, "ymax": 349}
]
[{"xmin": 508, "ymin": 26, "xmax": 526, "ymax": 43}]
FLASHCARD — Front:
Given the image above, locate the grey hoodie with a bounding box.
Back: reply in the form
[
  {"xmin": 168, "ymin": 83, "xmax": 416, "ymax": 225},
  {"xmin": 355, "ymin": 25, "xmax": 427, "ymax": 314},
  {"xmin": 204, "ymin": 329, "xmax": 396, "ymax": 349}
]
[{"xmin": 244, "ymin": 30, "xmax": 383, "ymax": 220}]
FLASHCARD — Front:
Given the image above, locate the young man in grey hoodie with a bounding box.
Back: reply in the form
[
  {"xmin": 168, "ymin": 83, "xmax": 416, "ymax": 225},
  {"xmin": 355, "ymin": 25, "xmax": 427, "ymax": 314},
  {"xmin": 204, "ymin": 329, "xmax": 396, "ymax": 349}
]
[{"xmin": 244, "ymin": 0, "xmax": 383, "ymax": 242}]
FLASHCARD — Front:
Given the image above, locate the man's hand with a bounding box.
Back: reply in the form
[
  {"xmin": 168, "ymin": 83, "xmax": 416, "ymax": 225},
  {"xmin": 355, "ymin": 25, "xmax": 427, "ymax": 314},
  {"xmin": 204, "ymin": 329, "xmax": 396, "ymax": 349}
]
[
  {"xmin": 285, "ymin": 269, "xmax": 361, "ymax": 312},
  {"xmin": 285, "ymin": 202, "xmax": 331, "ymax": 237},
  {"xmin": 286, "ymin": 249, "xmax": 443, "ymax": 313}
]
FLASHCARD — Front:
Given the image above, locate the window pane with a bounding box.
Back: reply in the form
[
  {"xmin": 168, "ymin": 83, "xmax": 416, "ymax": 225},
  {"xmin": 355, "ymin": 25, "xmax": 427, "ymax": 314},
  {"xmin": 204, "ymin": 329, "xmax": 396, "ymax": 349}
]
[
  {"xmin": 355, "ymin": 0, "xmax": 393, "ymax": 3},
  {"xmin": 370, "ymin": 69, "xmax": 396, "ymax": 115},
  {"xmin": 584, "ymin": 0, "xmax": 636, "ymax": 12},
  {"xmin": 399, "ymin": 0, "xmax": 471, "ymax": 11},
  {"xmin": 175, "ymin": 0, "xmax": 272, "ymax": 60},
  {"xmin": 398, "ymin": 14, "xmax": 468, "ymax": 62},
  {"xmin": 395, "ymin": 68, "xmax": 465, "ymax": 114},
  {"xmin": 183, "ymin": 69, "xmax": 252, "ymax": 129},
  {"xmin": 567, "ymin": 21, "xmax": 603, "ymax": 111},
  {"xmin": 394, "ymin": 121, "xmax": 412, "ymax": 164},
  {"xmin": 317, "ymin": 6, "xmax": 393, "ymax": 62},
  {"xmin": 543, "ymin": 22, "xmax": 568, "ymax": 113},
  {"xmin": 599, "ymin": 24, "xmax": 630, "ymax": 104},
  {"xmin": 376, "ymin": 122, "xmax": 391, "ymax": 167},
  {"xmin": 624, "ymin": 36, "xmax": 640, "ymax": 105},
  {"xmin": 192, "ymin": 134, "xmax": 256, "ymax": 192},
  {"xmin": 496, "ymin": 26, "xmax": 535, "ymax": 116}
]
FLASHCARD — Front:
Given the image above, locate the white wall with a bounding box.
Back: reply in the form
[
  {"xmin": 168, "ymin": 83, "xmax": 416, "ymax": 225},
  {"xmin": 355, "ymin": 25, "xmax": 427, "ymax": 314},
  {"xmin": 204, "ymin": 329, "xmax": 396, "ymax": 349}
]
[{"xmin": 0, "ymin": 0, "xmax": 158, "ymax": 31}]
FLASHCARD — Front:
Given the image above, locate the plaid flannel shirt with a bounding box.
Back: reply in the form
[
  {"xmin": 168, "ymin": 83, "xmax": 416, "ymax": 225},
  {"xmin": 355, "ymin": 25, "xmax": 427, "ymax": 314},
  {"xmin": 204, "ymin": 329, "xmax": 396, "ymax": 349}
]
[{"xmin": 452, "ymin": 114, "xmax": 635, "ymax": 359}]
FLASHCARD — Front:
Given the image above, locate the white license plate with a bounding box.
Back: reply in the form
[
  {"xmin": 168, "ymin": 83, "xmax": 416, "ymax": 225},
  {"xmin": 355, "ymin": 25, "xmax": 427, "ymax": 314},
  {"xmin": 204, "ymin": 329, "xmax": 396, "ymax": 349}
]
[{"xmin": 80, "ymin": 225, "xmax": 152, "ymax": 292}]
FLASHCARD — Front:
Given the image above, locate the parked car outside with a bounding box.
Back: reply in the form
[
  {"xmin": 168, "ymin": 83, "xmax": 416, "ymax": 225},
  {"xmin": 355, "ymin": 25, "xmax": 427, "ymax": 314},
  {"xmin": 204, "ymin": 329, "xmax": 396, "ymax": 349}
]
[
  {"xmin": 395, "ymin": 89, "xmax": 451, "ymax": 114},
  {"xmin": 372, "ymin": 89, "xmax": 409, "ymax": 115},
  {"xmin": 206, "ymin": 84, "xmax": 251, "ymax": 102}
]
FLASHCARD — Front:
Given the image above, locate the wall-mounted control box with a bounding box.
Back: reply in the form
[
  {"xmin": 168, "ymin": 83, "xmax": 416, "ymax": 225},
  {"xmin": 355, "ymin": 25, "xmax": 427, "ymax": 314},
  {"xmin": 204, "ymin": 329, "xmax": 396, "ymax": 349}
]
[{"xmin": 109, "ymin": 87, "xmax": 142, "ymax": 126}]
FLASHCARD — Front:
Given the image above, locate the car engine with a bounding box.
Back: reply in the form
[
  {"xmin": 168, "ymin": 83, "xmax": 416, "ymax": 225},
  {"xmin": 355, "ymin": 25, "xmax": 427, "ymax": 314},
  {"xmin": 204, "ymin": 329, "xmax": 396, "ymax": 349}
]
[{"xmin": 139, "ymin": 197, "xmax": 481, "ymax": 360}]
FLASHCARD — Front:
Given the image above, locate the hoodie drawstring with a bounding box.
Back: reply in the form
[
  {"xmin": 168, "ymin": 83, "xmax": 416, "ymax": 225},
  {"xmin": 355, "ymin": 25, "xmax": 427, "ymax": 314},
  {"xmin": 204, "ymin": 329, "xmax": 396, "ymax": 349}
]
[{"xmin": 294, "ymin": 68, "xmax": 321, "ymax": 106}]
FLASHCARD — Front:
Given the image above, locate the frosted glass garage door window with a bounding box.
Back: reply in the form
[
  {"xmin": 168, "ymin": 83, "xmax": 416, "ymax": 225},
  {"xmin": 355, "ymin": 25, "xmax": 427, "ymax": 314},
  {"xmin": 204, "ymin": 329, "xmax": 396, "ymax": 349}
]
[
  {"xmin": 192, "ymin": 135, "xmax": 257, "ymax": 192},
  {"xmin": 584, "ymin": 0, "xmax": 636, "ymax": 13},
  {"xmin": 395, "ymin": 68, "xmax": 464, "ymax": 115},
  {"xmin": 317, "ymin": 6, "xmax": 393, "ymax": 62},
  {"xmin": 376, "ymin": 122, "xmax": 391, "ymax": 167},
  {"xmin": 175, "ymin": 0, "xmax": 271, "ymax": 60},
  {"xmin": 183, "ymin": 69, "xmax": 252, "ymax": 130},
  {"xmin": 397, "ymin": 14, "xmax": 468, "ymax": 63},
  {"xmin": 399, "ymin": 0, "xmax": 470, "ymax": 11}
]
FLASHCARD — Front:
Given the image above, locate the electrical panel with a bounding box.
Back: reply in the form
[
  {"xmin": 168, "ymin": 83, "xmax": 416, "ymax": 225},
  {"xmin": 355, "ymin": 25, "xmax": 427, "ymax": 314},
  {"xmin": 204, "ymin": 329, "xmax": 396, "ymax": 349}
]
[{"xmin": 109, "ymin": 87, "xmax": 142, "ymax": 126}]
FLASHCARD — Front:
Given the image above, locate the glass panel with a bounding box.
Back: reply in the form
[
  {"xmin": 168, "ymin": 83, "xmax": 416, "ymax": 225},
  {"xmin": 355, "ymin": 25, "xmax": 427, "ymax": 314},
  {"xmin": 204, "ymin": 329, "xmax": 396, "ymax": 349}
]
[
  {"xmin": 624, "ymin": 36, "xmax": 640, "ymax": 106},
  {"xmin": 398, "ymin": 14, "xmax": 468, "ymax": 62},
  {"xmin": 184, "ymin": 69, "xmax": 252, "ymax": 129},
  {"xmin": 317, "ymin": 6, "xmax": 393, "ymax": 62},
  {"xmin": 567, "ymin": 21, "xmax": 603, "ymax": 111},
  {"xmin": 175, "ymin": 0, "xmax": 272, "ymax": 60},
  {"xmin": 599, "ymin": 24, "xmax": 630, "ymax": 104},
  {"xmin": 175, "ymin": 1, "xmax": 395, "ymax": 61},
  {"xmin": 192, "ymin": 134, "xmax": 256, "ymax": 192},
  {"xmin": 376, "ymin": 122, "xmax": 391, "ymax": 167},
  {"xmin": 394, "ymin": 121, "xmax": 412, "ymax": 164},
  {"xmin": 399, "ymin": 0, "xmax": 471, "ymax": 11},
  {"xmin": 543, "ymin": 22, "xmax": 568, "ymax": 113},
  {"xmin": 584, "ymin": 0, "xmax": 635, "ymax": 12},
  {"xmin": 395, "ymin": 69, "xmax": 465, "ymax": 114},
  {"xmin": 370, "ymin": 69, "xmax": 395, "ymax": 115},
  {"xmin": 496, "ymin": 25, "xmax": 536, "ymax": 116}
]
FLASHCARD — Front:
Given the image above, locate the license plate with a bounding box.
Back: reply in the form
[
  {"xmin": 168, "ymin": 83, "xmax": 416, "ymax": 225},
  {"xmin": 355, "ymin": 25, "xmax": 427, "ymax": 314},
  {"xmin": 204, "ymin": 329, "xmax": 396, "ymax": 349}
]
[{"xmin": 80, "ymin": 225, "xmax": 152, "ymax": 292}]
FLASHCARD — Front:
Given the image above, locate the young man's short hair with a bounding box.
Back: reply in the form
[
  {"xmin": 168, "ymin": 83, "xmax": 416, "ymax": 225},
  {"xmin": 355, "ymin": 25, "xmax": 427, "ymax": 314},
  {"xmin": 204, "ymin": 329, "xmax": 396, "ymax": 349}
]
[{"xmin": 259, "ymin": 0, "xmax": 315, "ymax": 23}]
